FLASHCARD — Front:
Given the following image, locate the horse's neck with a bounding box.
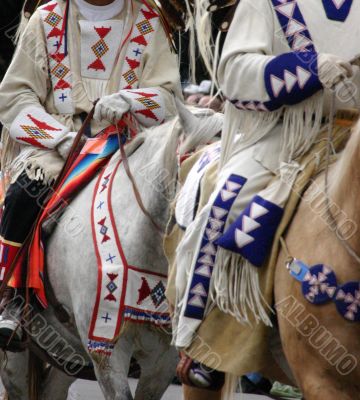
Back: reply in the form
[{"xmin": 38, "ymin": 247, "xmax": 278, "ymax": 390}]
[
  {"xmin": 329, "ymin": 123, "xmax": 360, "ymax": 245},
  {"xmin": 110, "ymin": 122, "xmax": 179, "ymax": 275}
]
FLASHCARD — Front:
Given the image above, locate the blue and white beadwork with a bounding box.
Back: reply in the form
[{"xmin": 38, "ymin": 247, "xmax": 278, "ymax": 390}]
[
  {"xmin": 264, "ymin": 52, "xmax": 322, "ymax": 109},
  {"xmin": 322, "ymin": 0, "xmax": 353, "ymax": 22},
  {"xmin": 231, "ymin": 0, "xmax": 321, "ymax": 112},
  {"xmin": 184, "ymin": 174, "xmax": 247, "ymax": 320},
  {"xmin": 230, "ymin": 100, "xmax": 271, "ymax": 112},
  {"xmin": 176, "ymin": 143, "xmax": 221, "ymax": 230},
  {"xmin": 334, "ymin": 282, "xmax": 360, "ymax": 322},
  {"xmin": 271, "ymin": 0, "xmax": 315, "ymax": 52},
  {"xmin": 233, "ymin": 52, "xmax": 323, "ymax": 111},
  {"xmin": 216, "ymin": 195, "xmax": 284, "ymax": 268},
  {"xmin": 287, "ymin": 260, "xmax": 360, "ymax": 322},
  {"xmin": 87, "ymin": 339, "xmax": 114, "ymax": 357},
  {"xmin": 302, "ymin": 264, "xmax": 338, "ymax": 304}
]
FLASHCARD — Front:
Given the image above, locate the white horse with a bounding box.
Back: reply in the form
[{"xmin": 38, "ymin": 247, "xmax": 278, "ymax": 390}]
[
  {"xmin": 0, "ymin": 109, "xmax": 223, "ymax": 400},
  {"xmin": 48, "ymin": 118, "xmax": 181, "ymax": 400}
]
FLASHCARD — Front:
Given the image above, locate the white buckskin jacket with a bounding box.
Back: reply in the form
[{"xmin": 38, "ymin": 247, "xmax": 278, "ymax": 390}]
[
  {"xmin": 218, "ymin": 0, "xmax": 360, "ymax": 172},
  {"xmin": 0, "ymin": 0, "xmax": 181, "ymax": 184}
]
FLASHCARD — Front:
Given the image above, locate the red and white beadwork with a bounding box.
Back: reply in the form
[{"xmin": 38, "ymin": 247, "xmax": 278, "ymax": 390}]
[
  {"xmin": 119, "ymin": 4, "xmax": 159, "ymax": 90},
  {"xmin": 89, "ymin": 154, "xmax": 169, "ymax": 356},
  {"xmin": 121, "ymin": 88, "xmax": 165, "ymax": 127},
  {"xmin": 39, "ymin": 1, "xmax": 74, "ymax": 114},
  {"xmin": 79, "ymin": 20, "xmax": 124, "ymax": 80},
  {"xmin": 10, "ymin": 106, "xmax": 69, "ymax": 149},
  {"xmin": 124, "ymin": 267, "xmax": 168, "ymax": 323}
]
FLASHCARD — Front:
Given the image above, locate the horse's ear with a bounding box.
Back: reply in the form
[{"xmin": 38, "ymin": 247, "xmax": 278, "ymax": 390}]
[
  {"xmin": 175, "ymin": 97, "xmax": 201, "ymax": 136},
  {"xmin": 175, "ymin": 97, "xmax": 224, "ymax": 154}
]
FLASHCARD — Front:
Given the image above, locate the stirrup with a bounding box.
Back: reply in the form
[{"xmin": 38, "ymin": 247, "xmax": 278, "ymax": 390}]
[
  {"xmin": 0, "ymin": 316, "xmax": 23, "ymax": 351},
  {"xmin": 0, "ymin": 288, "xmax": 24, "ymax": 351},
  {"xmin": 0, "ymin": 317, "xmax": 22, "ymax": 339}
]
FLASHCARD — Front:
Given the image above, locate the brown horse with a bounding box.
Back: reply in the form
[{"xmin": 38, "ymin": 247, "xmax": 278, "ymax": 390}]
[
  {"xmin": 173, "ymin": 110, "xmax": 360, "ymax": 400},
  {"xmin": 274, "ymin": 121, "xmax": 360, "ymax": 399}
]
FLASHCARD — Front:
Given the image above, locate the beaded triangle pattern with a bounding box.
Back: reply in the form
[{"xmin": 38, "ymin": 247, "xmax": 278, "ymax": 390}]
[
  {"xmin": 79, "ymin": 20, "xmax": 123, "ymax": 80},
  {"xmin": 119, "ymin": 4, "xmax": 159, "ymax": 90},
  {"xmin": 39, "ymin": 1, "xmax": 74, "ymax": 114}
]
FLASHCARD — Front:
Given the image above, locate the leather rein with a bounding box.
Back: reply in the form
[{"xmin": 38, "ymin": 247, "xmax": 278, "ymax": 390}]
[{"xmin": 116, "ymin": 120, "xmax": 164, "ymax": 235}]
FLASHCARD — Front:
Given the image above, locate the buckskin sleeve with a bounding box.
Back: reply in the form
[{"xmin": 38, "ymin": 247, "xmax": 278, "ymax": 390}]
[
  {"xmin": 218, "ymin": 0, "xmax": 322, "ymax": 112},
  {"xmin": 119, "ymin": 20, "xmax": 181, "ymax": 127},
  {"xmin": 0, "ymin": 11, "xmax": 70, "ymax": 149}
]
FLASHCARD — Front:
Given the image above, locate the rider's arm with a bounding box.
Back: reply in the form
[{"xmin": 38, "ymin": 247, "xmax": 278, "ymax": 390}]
[
  {"xmin": 0, "ymin": 11, "xmax": 70, "ymax": 150},
  {"xmin": 117, "ymin": 19, "xmax": 182, "ymax": 127},
  {"xmin": 218, "ymin": 0, "xmax": 322, "ymax": 112}
]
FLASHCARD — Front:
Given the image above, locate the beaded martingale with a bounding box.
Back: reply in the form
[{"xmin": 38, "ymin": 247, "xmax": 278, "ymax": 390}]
[
  {"xmin": 288, "ymin": 259, "xmax": 360, "ymax": 322},
  {"xmin": 89, "ymin": 155, "xmax": 170, "ymax": 357}
]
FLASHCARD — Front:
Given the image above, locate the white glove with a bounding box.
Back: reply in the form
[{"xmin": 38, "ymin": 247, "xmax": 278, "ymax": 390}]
[
  {"xmin": 56, "ymin": 131, "xmax": 77, "ymax": 160},
  {"xmin": 318, "ymin": 53, "xmax": 354, "ymax": 88},
  {"xmin": 93, "ymin": 93, "xmax": 131, "ymax": 124}
]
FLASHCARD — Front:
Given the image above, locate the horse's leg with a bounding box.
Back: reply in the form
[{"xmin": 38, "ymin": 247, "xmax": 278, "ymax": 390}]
[
  {"xmin": 0, "ymin": 351, "xmax": 28, "ymax": 400},
  {"xmin": 0, "ymin": 352, "xmax": 74, "ymax": 400},
  {"xmin": 183, "ymin": 386, "xmax": 222, "ymax": 400},
  {"xmin": 90, "ymin": 330, "xmax": 134, "ymax": 400},
  {"xmin": 40, "ymin": 368, "xmax": 75, "ymax": 400},
  {"xmin": 133, "ymin": 327, "xmax": 178, "ymax": 400},
  {"xmin": 94, "ymin": 365, "xmax": 132, "ymax": 400},
  {"xmin": 274, "ymin": 199, "xmax": 360, "ymax": 400},
  {"xmin": 260, "ymin": 326, "xmax": 295, "ymax": 385}
]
